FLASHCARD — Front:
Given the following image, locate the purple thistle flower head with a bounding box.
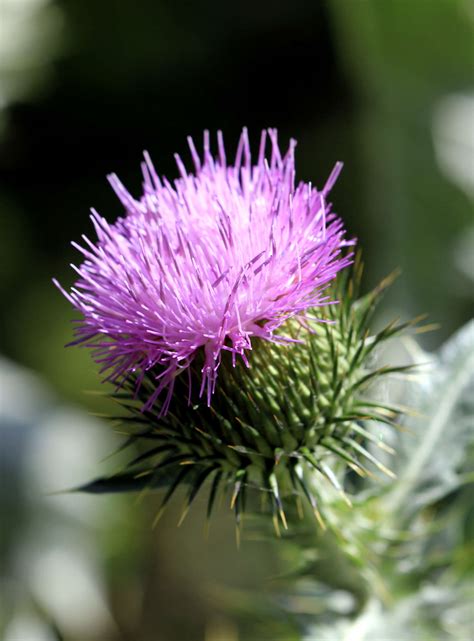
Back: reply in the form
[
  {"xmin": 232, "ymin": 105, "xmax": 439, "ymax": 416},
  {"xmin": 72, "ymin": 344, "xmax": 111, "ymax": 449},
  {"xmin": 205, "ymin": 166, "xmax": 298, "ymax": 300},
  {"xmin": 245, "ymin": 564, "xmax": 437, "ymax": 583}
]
[{"xmin": 55, "ymin": 129, "xmax": 354, "ymax": 413}]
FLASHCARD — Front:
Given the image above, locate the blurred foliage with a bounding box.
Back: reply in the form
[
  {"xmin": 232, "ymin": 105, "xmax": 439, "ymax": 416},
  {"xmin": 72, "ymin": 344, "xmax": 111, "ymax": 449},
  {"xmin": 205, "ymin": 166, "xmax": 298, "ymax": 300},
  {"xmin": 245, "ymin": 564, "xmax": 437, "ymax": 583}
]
[
  {"xmin": 329, "ymin": 0, "xmax": 474, "ymax": 346},
  {"xmin": 0, "ymin": 0, "xmax": 473, "ymax": 639}
]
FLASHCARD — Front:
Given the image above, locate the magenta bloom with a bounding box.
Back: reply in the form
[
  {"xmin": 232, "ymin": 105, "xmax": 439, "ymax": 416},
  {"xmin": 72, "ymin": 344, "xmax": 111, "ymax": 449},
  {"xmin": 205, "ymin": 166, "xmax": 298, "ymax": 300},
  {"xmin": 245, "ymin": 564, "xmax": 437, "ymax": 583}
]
[{"xmin": 55, "ymin": 129, "xmax": 353, "ymax": 413}]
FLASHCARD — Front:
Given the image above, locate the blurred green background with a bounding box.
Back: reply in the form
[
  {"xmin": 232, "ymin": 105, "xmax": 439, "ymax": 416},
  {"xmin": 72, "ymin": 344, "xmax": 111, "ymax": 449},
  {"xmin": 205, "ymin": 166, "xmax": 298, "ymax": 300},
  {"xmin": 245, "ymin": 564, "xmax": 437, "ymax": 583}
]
[{"xmin": 0, "ymin": 1, "xmax": 473, "ymax": 640}]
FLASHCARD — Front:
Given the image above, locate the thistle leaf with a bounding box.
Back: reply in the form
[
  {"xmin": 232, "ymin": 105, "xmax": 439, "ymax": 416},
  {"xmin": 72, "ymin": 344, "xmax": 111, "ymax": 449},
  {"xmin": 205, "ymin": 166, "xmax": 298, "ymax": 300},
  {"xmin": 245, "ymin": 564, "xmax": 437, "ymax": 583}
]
[{"xmin": 75, "ymin": 467, "xmax": 184, "ymax": 493}]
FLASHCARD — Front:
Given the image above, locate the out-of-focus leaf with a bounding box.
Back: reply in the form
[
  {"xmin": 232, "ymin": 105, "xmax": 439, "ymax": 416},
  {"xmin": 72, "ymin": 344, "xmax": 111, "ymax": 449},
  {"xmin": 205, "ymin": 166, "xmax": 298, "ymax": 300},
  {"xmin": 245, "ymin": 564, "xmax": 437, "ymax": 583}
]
[
  {"xmin": 306, "ymin": 582, "xmax": 474, "ymax": 641},
  {"xmin": 387, "ymin": 320, "xmax": 474, "ymax": 516},
  {"xmin": 328, "ymin": 0, "xmax": 474, "ymax": 343}
]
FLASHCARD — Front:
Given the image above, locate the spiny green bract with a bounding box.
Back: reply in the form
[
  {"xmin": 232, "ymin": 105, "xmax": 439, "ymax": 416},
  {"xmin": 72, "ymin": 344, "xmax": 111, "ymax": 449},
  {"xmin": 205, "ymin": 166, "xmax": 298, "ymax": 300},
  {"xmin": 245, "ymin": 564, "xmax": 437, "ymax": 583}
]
[{"xmin": 82, "ymin": 256, "xmax": 417, "ymax": 531}]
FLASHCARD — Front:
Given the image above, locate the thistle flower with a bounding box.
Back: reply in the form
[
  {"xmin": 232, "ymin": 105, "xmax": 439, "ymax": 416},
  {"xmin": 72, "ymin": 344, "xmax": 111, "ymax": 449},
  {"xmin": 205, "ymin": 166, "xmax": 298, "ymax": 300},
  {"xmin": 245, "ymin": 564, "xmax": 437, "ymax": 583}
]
[
  {"xmin": 57, "ymin": 129, "xmax": 414, "ymax": 531},
  {"xmin": 54, "ymin": 129, "xmax": 353, "ymax": 413}
]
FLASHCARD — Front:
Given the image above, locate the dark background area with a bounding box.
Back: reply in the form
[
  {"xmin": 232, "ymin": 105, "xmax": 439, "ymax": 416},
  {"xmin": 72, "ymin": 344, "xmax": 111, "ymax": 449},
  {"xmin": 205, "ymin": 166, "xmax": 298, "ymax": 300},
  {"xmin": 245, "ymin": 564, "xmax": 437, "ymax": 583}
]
[{"xmin": 0, "ymin": 1, "xmax": 472, "ymax": 640}]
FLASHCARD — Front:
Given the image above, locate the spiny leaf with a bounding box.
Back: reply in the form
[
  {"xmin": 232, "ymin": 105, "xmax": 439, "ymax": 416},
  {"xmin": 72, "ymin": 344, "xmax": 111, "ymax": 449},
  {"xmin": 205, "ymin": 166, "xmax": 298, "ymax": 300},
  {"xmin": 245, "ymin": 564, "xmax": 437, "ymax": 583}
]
[
  {"xmin": 178, "ymin": 465, "xmax": 217, "ymax": 526},
  {"xmin": 153, "ymin": 466, "xmax": 196, "ymax": 527},
  {"xmin": 126, "ymin": 443, "xmax": 176, "ymax": 468},
  {"xmin": 206, "ymin": 470, "xmax": 223, "ymax": 522},
  {"xmin": 341, "ymin": 436, "xmax": 396, "ymax": 479},
  {"xmin": 75, "ymin": 467, "xmax": 183, "ymax": 494}
]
